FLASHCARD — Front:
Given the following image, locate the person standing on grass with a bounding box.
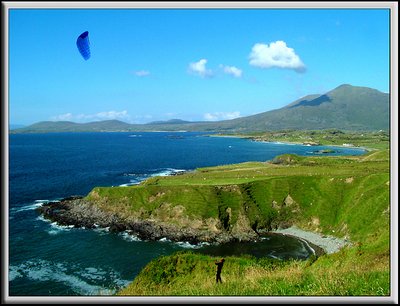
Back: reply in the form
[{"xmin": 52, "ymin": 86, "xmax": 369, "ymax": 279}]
[{"xmin": 215, "ymin": 258, "xmax": 225, "ymax": 283}]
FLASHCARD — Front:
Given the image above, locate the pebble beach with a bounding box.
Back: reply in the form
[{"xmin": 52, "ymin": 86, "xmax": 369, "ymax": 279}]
[{"xmin": 273, "ymin": 225, "xmax": 352, "ymax": 255}]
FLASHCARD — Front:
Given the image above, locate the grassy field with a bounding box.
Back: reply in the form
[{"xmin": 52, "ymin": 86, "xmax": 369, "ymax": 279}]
[
  {"xmin": 117, "ymin": 248, "xmax": 389, "ymax": 296},
  {"xmin": 84, "ymin": 131, "xmax": 391, "ymax": 297},
  {"xmin": 218, "ymin": 129, "xmax": 390, "ymax": 151}
]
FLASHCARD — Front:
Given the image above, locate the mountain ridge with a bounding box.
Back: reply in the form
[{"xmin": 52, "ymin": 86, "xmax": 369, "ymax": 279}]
[{"xmin": 10, "ymin": 84, "xmax": 389, "ymax": 133}]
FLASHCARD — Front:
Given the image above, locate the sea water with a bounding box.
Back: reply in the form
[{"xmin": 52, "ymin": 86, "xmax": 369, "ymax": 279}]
[{"xmin": 8, "ymin": 132, "xmax": 365, "ymax": 296}]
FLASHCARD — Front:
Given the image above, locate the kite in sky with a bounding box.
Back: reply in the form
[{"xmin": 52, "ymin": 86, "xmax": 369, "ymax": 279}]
[{"xmin": 76, "ymin": 31, "xmax": 91, "ymax": 60}]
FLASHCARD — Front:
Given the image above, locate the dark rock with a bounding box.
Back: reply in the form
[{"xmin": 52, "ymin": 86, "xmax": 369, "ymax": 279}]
[{"xmin": 35, "ymin": 196, "xmax": 262, "ymax": 245}]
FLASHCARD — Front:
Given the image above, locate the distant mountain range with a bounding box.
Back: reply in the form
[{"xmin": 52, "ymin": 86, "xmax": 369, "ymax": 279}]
[
  {"xmin": 9, "ymin": 124, "xmax": 26, "ymax": 130},
  {"xmin": 10, "ymin": 84, "xmax": 389, "ymax": 134}
]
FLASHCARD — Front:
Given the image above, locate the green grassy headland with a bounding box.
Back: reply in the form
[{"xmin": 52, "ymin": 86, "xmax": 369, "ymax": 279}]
[{"xmin": 84, "ymin": 130, "xmax": 391, "ymax": 296}]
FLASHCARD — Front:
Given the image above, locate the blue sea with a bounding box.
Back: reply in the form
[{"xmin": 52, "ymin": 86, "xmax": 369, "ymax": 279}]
[{"xmin": 8, "ymin": 132, "xmax": 365, "ymax": 296}]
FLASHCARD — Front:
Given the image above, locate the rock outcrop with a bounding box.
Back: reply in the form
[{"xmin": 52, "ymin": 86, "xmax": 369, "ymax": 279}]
[{"xmin": 36, "ymin": 196, "xmax": 258, "ymax": 244}]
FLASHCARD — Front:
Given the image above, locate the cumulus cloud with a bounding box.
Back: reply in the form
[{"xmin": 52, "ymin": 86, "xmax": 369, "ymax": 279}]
[
  {"xmin": 188, "ymin": 59, "xmax": 214, "ymax": 78},
  {"xmin": 89, "ymin": 110, "xmax": 130, "ymax": 120},
  {"xmin": 249, "ymin": 40, "xmax": 306, "ymax": 73},
  {"xmin": 203, "ymin": 111, "xmax": 241, "ymax": 121},
  {"xmin": 53, "ymin": 113, "xmax": 74, "ymax": 121},
  {"xmin": 52, "ymin": 110, "xmax": 130, "ymax": 122},
  {"xmin": 134, "ymin": 70, "xmax": 151, "ymax": 77},
  {"xmin": 221, "ymin": 65, "xmax": 243, "ymax": 78}
]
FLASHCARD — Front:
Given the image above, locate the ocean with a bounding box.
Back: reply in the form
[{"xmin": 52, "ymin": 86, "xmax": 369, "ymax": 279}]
[{"xmin": 7, "ymin": 132, "xmax": 365, "ymax": 296}]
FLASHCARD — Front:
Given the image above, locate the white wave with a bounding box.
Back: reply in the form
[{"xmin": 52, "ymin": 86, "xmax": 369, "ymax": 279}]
[
  {"xmin": 151, "ymin": 168, "xmax": 187, "ymax": 177},
  {"xmin": 174, "ymin": 240, "xmax": 210, "ymax": 249},
  {"xmin": 34, "ymin": 199, "xmax": 49, "ymax": 203},
  {"xmin": 9, "ymin": 260, "xmax": 130, "ymax": 295},
  {"xmin": 118, "ymin": 231, "xmax": 141, "ymax": 242},
  {"xmin": 120, "ymin": 170, "xmax": 187, "ymax": 186},
  {"xmin": 120, "ymin": 173, "xmax": 151, "ymax": 187},
  {"xmin": 297, "ymin": 237, "xmax": 316, "ymax": 255},
  {"xmin": 36, "ymin": 216, "xmax": 75, "ymax": 235},
  {"xmin": 13, "ymin": 202, "xmax": 46, "ymax": 213},
  {"xmin": 12, "ymin": 199, "xmax": 61, "ymax": 214},
  {"xmin": 36, "ymin": 215, "xmax": 49, "ymax": 223},
  {"xmin": 123, "ymin": 173, "xmax": 138, "ymax": 177},
  {"xmin": 175, "ymin": 241, "xmax": 208, "ymax": 249},
  {"xmin": 90, "ymin": 226, "xmax": 109, "ymax": 236},
  {"xmin": 262, "ymin": 141, "xmax": 295, "ymax": 146},
  {"xmin": 119, "ymin": 168, "xmax": 188, "ymax": 187},
  {"xmin": 151, "ymin": 170, "xmax": 173, "ymax": 177},
  {"xmin": 157, "ymin": 237, "xmax": 209, "ymax": 249},
  {"xmin": 46, "ymin": 222, "xmax": 75, "ymax": 235},
  {"xmin": 9, "ymin": 266, "xmax": 23, "ymax": 282},
  {"xmin": 119, "ymin": 181, "xmax": 140, "ymax": 187}
]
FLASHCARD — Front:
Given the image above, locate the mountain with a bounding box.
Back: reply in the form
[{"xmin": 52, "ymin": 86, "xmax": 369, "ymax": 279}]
[
  {"xmin": 146, "ymin": 119, "xmax": 192, "ymax": 125},
  {"xmin": 17, "ymin": 120, "xmax": 135, "ymax": 133},
  {"xmin": 217, "ymin": 84, "xmax": 389, "ymax": 132},
  {"xmin": 10, "ymin": 84, "xmax": 389, "ymax": 134},
  {"xmin": 9, "ymin": 124, "xmax": 26, "ymax": 130}
]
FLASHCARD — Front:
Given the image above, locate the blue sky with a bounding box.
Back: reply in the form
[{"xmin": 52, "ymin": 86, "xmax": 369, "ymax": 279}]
[{"xmin": 8, "ymin": 7, "xmax": 390, "ymax": 125}]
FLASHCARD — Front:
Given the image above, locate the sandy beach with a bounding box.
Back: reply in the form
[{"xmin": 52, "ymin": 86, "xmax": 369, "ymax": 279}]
[{"xmin": 273, "ymin": 225, "xmax": 352, "ymax": 255}]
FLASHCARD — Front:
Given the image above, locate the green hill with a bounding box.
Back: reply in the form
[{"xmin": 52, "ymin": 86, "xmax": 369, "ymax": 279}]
[
  {"xmin": 35, "ymin": 131, "xmax": 391, "ymax": 296},
  {"xmin": 15, "ymin": 119, "xmax": 135, "ymax": 133},
  {"xmin": 113, "ymin": 147, "xmax": 390, "ymax": 296},
  {"xmin": 11, "ymin": 84, "xmax": 389, "ymax": 133},
  {"xmin": 220, "ymin": 84, "xmax": 389, "ymax": 132}
]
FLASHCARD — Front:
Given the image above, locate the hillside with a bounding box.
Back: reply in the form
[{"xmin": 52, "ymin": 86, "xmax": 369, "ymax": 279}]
[
  {"xmin": 220, "ymin": 84, "xmax": 389, "ymax": 132},
  {"xmin": 11, "ymin": 84, "xmax": 389, "ymax": 133},
  {"xmin": 114, "ymin": 148, "xmax": 390, "ymax": 296},
  {"xmin": 35, "ymin": 131, "xmax": 391, "ymax": 296}
]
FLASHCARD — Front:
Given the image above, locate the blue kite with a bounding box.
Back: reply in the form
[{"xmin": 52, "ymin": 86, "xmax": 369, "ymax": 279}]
[{"xmin": 76, "ymin": 31, "xmax": 91, "ymax": 60}]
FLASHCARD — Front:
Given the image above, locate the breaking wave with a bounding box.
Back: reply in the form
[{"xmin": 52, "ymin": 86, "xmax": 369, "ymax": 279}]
[
  {"xmin": 119, "ymin": 168, "xmax": 188, "ymax": 187},
  {"xmin": 9, "ymin": 259, "xmax": 130, "ymax": 295}
]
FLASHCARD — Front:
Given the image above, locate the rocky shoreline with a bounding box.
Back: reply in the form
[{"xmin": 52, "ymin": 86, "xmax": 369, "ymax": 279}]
[
  {"xmin": 36, "ymin": 196, "xmax": 352, "ymax": 257},
  {"xmin": 36, "ymin": 196, "xmax": 257, "ymax": 245}
]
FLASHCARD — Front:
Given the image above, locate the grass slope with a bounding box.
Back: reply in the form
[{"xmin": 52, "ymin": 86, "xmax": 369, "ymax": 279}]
[
  {"xmin": 82, "ymin": 132, "xmax": 391, "ymax": 296},
  {"xmin": 117, "ymin": 249, "xmax": 389, "ymax": 296}
]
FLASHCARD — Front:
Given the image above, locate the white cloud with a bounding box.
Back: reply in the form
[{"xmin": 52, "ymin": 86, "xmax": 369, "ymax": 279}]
[
  {"xmin": 130, "ymin": 114, "xmax": 153, "ymax": 124},
  {"xmin": 188, "ymin": 59, "xmax": 213, "ymax": 78},
  {"xmin": 89, "ymin": 110, "xmax": 129, "ymax": 120},
  {"xmin": 52, "ymin": 110, "xmax": 130, "ymax": 122},
  {"xmin": 53, "ymin": 113, "xmax": 73, "ymax": 121},
  {"xmin": 249, "ymin": 40, "xmax": 306, "ymax": 73},
  {"xmin": 221, "ymin": 65, "xmax": 243, "ymax": 78},
  {"xmin": 203, "ymin": 111, "xmax": 241, "ymax": 121},
  {"xmin": 134, "ymin": 70, "xmax": 150, "ymax": 77}
]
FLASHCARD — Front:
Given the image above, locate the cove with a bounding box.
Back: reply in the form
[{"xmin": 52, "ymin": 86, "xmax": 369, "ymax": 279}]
[{"xmin": 193, "ymin": 232, "xmax": 319, "ymax": 260}]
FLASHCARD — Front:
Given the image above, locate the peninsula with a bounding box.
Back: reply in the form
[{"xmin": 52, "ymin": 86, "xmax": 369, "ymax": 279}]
[{"xmin": 36, "ymin": 130, "xmax": 390, "ymax": 296}]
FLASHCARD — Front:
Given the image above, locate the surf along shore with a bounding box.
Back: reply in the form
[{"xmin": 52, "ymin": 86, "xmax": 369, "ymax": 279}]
[
  {"xmin": 114, "ymin": 131, "xmax": 389, "ymax": 296},
  {"xmin": 272, "ymin": 226, "xmax": 351, "ymax": 255},
  {"xmin": 206, "ymin": 130, "xmax": 388, "ymax": 255},
  {"xmin": 36, "ymin": 130, "xmax": 385, "ymax": 255},
  {"xmin": 35, "ymin": 130, "xmax": 390, "ymax": 296}
]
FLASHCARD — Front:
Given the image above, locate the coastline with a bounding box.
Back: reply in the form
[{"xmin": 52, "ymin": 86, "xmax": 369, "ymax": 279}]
[
  {"xmin": 210, "ymin": 133, "xmax": 371, "ymax": 152},
  {"xmin": 272, "ymin": 225, "xmax": 352, "ymax": 255},
  {"xmin": 36, "ymin": 196, "xmax": 352, "ymax": 256}
]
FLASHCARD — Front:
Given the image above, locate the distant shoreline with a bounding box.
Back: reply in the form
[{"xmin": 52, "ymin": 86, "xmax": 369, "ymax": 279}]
[{"xmin": 210, "ymin": 133, "xmax": 370, "ymax": 152}]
